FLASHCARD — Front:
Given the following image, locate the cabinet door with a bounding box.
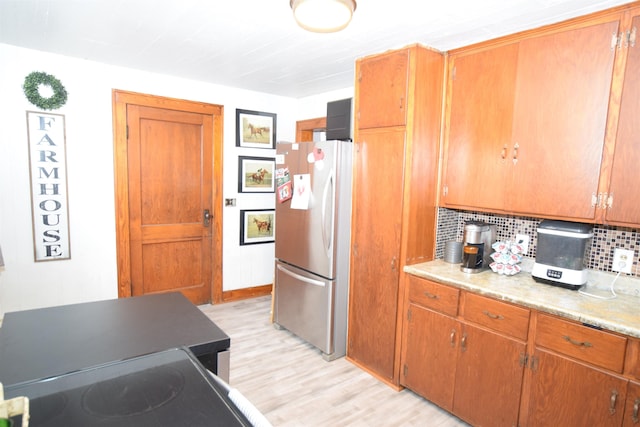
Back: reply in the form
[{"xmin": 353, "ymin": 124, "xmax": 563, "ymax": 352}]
[
  {"xmin": 348, "ymin": 128, "xmax": 405, "ymax": 381},
  {"xmin": 401, "ymin": 304, "xmax": 459, "ymax": 411},
  {"xmin": 443, "ymin": 43, "xmax": 518, "ymax": 211},
  {"xmin": 509, "ymin": 20, "xmax": 619, "ymax": 219},
  {"xmin": 453, "ymin": 324, "xmax": 526, "ymax": 427},
  {"xmin": 605, "ymin": 14, "xmax": 640, "ymax": 226},
  {"xmin": 527, "ymin": 349, "xmax": 627, "ymax": 426},
  {"xmin": 357, "ymin": 49, "xmax": 408, "ymax": 129},
  {"xmin": 623, "ymin": 381, "xmax": 640, "ymax": 427}
]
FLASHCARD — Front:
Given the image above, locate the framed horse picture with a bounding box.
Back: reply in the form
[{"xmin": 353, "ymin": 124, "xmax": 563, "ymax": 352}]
[
  {"xmin": 240, "ymin": 209, "xmax": 275, "ymax": 245},
  {"xmin": 238, "ymin": 156, "xmax": 275, "ymax": 193},
  {"xmin": 236, "ymin": 109, "xmax": 277, "ymax": 149}
]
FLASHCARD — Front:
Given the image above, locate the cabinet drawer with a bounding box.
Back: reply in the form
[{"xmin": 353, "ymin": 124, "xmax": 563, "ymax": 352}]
[
  {"xmin": 625, "ymin": 339, "xmax": 640, "ymax": 380},
  {"xmin": 463, "ymin": 293, "xmax": 530, "ymax": 341},
  {"xmin": 408, "ymin": 276, "xmax": 459, "ymax": 317},
  {"xmin": 535, "ymin": 313, "xmax": 627, "ymax": 373}
]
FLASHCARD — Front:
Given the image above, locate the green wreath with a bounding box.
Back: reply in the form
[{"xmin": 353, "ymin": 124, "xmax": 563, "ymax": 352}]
[{"xmin": 23, "ymin": 71, "xmax": 68, "ymax": 110}]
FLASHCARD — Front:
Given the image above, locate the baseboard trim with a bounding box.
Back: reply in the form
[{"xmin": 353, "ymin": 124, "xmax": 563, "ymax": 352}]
[{"xmin": 221, "ymin": 284, "xmax": 272, "ymax": 303}]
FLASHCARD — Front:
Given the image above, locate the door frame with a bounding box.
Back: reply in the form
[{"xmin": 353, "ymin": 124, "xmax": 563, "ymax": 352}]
[{"xmin": 112, "ymin": 90, "xmax": 224, "ymax": 303}]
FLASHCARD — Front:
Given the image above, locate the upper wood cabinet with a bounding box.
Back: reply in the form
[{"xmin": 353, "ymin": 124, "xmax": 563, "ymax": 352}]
[
  {"xmin": 442, "ymin": 16, "xmax": 621, "ymax": 221},
  {"xmin": 356, "ymin": 49, "xmax": 409, "ymax": 129},
  {"xmin": 348, "ymin": 45, "xmax": 443, "ymax": 388},
  {"xmin": 601, "ymin": 12, "xmax": 640, "ymax": 227},
  {"xmin": 444, "ymin": 42, "xmax": 518, "ymax": 211}
]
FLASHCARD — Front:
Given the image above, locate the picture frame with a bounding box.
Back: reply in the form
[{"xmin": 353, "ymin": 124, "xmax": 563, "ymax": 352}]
[
  {"xmin": 238, "ymin": 156, "xmax": 275, "ymax": 193},
  {"xmin": 240, "ymin": 209, "xmax": 275, "ymax": 245},
  {"xmin": 236, "ymin": 109, "xmax": 277, "ymax": 149}
]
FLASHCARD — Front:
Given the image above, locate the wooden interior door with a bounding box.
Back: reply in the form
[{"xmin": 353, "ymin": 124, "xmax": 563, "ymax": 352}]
[{"xmin": 113, "ymin": 91, "xmax": 223, "ymax": 305}]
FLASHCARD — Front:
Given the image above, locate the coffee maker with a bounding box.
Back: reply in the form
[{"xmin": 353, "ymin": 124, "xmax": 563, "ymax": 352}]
[{"xmin": 461, "ymin": 221, "xmax": 496, "ymax": 273}]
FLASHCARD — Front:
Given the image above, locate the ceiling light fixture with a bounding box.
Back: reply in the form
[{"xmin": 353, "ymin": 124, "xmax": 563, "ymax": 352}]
[{"xmin": 290, "ymin": 0, "xmax": 357, "ymax": 33}]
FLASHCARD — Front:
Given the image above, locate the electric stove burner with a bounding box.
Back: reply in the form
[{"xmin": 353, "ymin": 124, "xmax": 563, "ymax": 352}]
[
  {"xmin": 5, "ymin": 348, "xmax": 252, "ymax": 426},
  {"xmin": 82, "ymin": 366, "xmax": 184, "ymax": 418}
]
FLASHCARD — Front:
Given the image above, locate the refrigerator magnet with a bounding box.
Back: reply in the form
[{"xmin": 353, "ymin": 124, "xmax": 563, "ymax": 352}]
[{"xmin": 291, "ymin": 174, "xmax": 311, "ymax": 210}]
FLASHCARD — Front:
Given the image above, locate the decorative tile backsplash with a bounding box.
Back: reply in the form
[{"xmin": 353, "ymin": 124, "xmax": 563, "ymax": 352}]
[{"xmin": 435, "ymin": 208, "xmax": 639, "ymax": 277}]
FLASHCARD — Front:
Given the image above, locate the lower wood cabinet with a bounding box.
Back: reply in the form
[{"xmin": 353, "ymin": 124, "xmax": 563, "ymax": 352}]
[
  {"xmin": 453, "ymin": 323, "xmax": 526, "ymax": 427},
  {"xmin": 526, "ymin": 349, "xmax": 627, "ymax": 426},
  {"xmin": 623, "ymin": 382, "xmax": 640, "ymax": 427},
  {"xmin": 401, "ymin": 274, "xmax": 639, "ymax": 427},
  {"xmin": 401, "ymin": 276, "xmax": 528, "ymax": 427},
  {"xmin": 402, "ymin": 303, "xmax": 458, "ymax": 409}
]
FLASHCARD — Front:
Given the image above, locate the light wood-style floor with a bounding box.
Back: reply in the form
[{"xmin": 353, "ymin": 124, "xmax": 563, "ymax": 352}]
[{"xmin": 200, "ymin": 296, "xmax": 470, "ymax": 427}]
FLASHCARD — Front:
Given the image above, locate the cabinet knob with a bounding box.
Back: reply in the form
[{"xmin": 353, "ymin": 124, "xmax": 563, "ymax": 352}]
[{"xmin": 632, "ymin": 397, "xmax": 640, "ymax": 423}]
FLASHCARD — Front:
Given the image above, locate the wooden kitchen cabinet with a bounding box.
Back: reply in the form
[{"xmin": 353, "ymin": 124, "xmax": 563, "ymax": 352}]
[
  {"xmin": 401, "ymin": 277, "xmax": 460, "ymax": 409},
  {"xmin": 401, "ymin": 277, "xmax": 529, "ymax": 427},
  {"xmin": 601, "ymin": 12, "xmax": 640, "ymax": 227},
  {"xmin": 525, "ymin": 313, "xmax": 629, "ymax": 426},
  {"xmin": 356, "ymin": 48, "xmax": 408, "ymax": 129},
  {"xmin": 526, "ymin": 349, "xmax": 628, "ymax": 427},
  {"xmin": 348, "ymin": 127, "xmax": 406, "ymax": 382},
  {"xmin": 348, "ymin": 45, "xmax": 444, "ymax": 387},
  {"xmin": 623, "ymin": 382, "xmax": 640, "ymax": 427},
  {"xmin": 442, "ymin": 17, "xmax": 620, "ymax": 221},
  {"xmin": 443, "ymin": 42, "xmax": 518, "ymax": 212},
  {"xmin": 402, "ymin": 303, "xmax": 459, "ymax": 410}
]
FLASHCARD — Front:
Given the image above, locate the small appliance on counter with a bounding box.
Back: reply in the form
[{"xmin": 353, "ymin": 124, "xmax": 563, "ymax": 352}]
[
  {"xmin": 461, "ymin": 221, "xmax": 496, "ymax": 273},
  {"xmin": 532, "ymin": 220, "xmax": 593, "ymax": 290}
]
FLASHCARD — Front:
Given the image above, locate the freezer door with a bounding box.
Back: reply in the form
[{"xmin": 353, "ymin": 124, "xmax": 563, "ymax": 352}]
[
  {"xmin": 275, "ymin": 140, "xmax": 351, "ymax": 279},
  {"xmin": 274, "ymin": 261, "xmax": 334, "ymax": 355}
]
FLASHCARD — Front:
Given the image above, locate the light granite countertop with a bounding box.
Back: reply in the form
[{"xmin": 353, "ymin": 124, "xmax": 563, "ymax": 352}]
[{"xmin": 404, "ymin": 259, "xmax": 640, "ymax": 339}]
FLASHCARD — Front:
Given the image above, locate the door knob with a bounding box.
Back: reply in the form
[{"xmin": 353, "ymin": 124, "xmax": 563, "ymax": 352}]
[{"xmin": 203, "ymin": 209, "xmax": 211, "ymax": 227}]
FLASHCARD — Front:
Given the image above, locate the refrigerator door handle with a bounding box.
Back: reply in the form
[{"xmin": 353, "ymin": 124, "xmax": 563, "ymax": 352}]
[
  {"xmin": 277, "ymin": 264, "xmax": 326, "ymax": 287},
  {"xmin": 321, "ymin": 169, "xmax": 335, "ymax": 255}
]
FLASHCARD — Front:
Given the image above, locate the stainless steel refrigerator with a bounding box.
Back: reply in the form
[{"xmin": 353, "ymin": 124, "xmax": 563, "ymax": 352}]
[{"xmin": 273, "ymin": 139, "xmax": 352, "ymax": 361}]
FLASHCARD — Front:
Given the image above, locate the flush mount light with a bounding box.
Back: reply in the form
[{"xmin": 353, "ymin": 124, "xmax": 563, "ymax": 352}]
[{"xmin": 290, "ymin": 0, "xmax": 357, "ymax": 33}]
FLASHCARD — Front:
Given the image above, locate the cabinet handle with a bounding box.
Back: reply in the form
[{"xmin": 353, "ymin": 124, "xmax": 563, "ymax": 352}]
[
  {"xmin": 423, "ymin": 291, "xmax": 439, "ymax": 300},
  {"xmin": 512, "ymin": 143, "xmax": 519, "ymax": 165},
  {"xmin": 390, "ymin": 256, "xmax": 397, "ymax": 271},
  {"xmin": 450, "ymin": 329, "xmax": 456, "ymax": 348},
  {"xmin": 461, "ymin": 333, "xmax": 467, "ymax": 352},
  {"xmin": 203, "ymin": 209, "xmax": 211, "ymax": 227},
  {"xmin": 563, "ymin": 335, "xmax": 593, "ymax": 348},
  {"xmin": 610, "ymin": 389, "xmax": 619, "ymax": 415},
  {"xmin": 630, "ymin": 26, "xmax": 637, "ymax": 48},
  {"xmin": 632, "ymin": 397, "xmax": 640, "ymax": 423},
  {"xmin": 501, "ymin": 144, "xmax": 508, "ymax": 159},
  {"xmin": 483, "ymin": 310, "xmax": 504, "ymax": 320}
]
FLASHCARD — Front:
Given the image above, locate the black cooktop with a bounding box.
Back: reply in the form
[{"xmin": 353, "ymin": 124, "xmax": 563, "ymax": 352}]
[{"xmin": 4, "ymin": 348, "xmax": 251, "ymax": 427}]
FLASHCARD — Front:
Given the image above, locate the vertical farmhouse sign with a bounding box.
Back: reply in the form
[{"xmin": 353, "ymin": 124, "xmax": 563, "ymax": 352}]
[{"xmin": 26, "ymin": 111, "xmax": 71, "ymax": 261}]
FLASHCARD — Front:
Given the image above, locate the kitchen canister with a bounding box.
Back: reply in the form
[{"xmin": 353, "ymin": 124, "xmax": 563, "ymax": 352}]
[{"xmin": 444, "ymin": 241, "xmax": 463, "ymax": 264}]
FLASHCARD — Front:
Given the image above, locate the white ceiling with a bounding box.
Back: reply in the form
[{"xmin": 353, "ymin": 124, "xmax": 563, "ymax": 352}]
[{"xmin": 0, "ymin": 0, "xmax": 633, "ymax": 98}]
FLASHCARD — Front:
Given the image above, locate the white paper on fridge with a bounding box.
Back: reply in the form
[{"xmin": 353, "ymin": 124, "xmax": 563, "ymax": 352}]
[{"xmin": 291, "ymin": 174, "xmax": 311, "ymax": 210}]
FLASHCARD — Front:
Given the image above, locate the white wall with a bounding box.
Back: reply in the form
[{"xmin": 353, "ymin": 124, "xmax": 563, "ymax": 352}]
[{"xmin": 0, "ymin": 43, "xmax": 352, "ymax": 317}]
